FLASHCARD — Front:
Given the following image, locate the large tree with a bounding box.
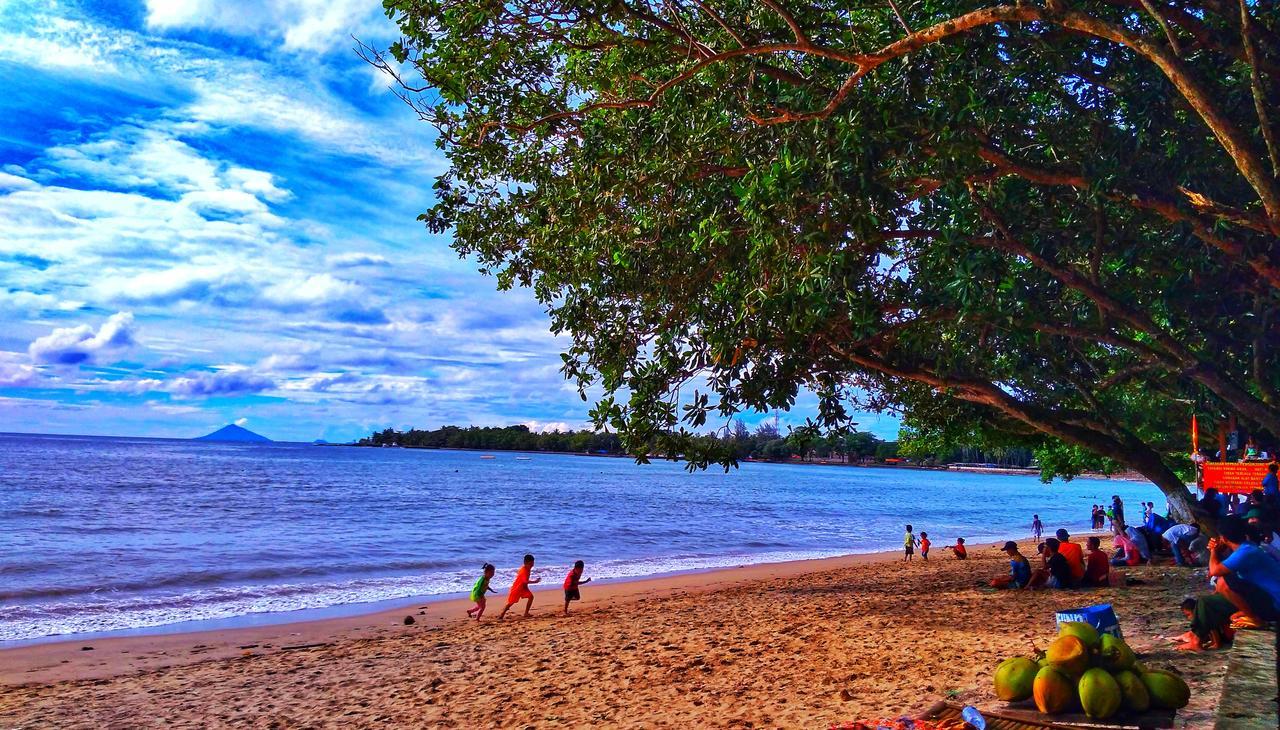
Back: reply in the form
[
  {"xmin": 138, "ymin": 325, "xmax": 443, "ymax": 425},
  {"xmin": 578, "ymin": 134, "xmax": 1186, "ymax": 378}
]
[{"xmin": 374, "ymin": 0, "xmax": 1280, "ymax": 519}]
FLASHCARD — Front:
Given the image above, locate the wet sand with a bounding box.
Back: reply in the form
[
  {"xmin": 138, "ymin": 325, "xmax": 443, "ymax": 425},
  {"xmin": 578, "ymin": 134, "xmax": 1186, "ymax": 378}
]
[{"xmin": 0, "ymin": 539, "xmax": 1225, "ymax": 728}]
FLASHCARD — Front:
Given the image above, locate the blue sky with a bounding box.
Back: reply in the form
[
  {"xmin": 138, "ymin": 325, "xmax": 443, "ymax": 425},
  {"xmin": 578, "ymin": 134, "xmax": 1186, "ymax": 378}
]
[{"xmin": 0, "ymin": 0, "xmax": 901, "ymax": 442}]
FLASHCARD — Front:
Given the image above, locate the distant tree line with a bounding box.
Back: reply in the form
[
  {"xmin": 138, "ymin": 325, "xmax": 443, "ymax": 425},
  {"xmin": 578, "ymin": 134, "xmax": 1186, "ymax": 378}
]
[
  {"xmin": 357, "ymin": 421, "xmax": 901, "ymax": 464},
  {"xmin": 359, "ymin": 424, "xmax": 623, "ymax": 453}
]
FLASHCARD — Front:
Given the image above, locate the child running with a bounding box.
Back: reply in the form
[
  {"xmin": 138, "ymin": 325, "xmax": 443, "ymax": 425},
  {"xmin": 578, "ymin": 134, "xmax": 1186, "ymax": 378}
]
[
  {"xmin": 498, "ymin": 553, "xmax": 542, "ymax": 620},
  {"xmin": 903, "ymin": 524, "xmax": 917, "ymax": 561},
  {"xmin": 1032, "ymin": 514, "xmax": 1044, "ymax": 541},
  {"xmin": 466, "ymin": 563, "xmax": 497, "ymax": 621},
  {"xmin": 562, "ymin": 560, "xmax": 592, "ymax": 615}
]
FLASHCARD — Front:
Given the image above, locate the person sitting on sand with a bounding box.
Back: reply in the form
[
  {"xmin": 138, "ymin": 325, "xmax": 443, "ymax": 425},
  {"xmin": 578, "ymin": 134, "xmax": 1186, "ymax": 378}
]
[
  {"xmin": 1124, "ymin": 524, "xmax": 1153, "ymax": 564},
  {"xmin": 1043, "ymin": 538, "xmax": 1076, "ymax": 589},
  {"xmin": 466, "ymin": 563, "xmax": 497, "ymax": 621},
  {"xmin": 943, "ymin": 537, "xmax": 967, "ymax": 560},
  {"xmin": 1055, "ymin": 529, "xmax": 1086, "ymax": 584},
  {"xmin": 919, "ymin": 531, "xmax": 931, "ymax": 561},
  {"xmin": 1209, "ymin": 516, "xmax": 1280, "ymax": 628},
  {"xmin": 1174, "ymin": 595, "xmax": 1236, "ymax": 651},
  {"xmin": 498, "ymin": 553, "xmax": 542, "ymax": 620},
  {"xmin": 1112, "ymin": 532, "xmax": 1141, "ymax": 567},
  {"xmin": 903, "ymin": 524, "xmax": 917, "ymax": 562},
  {"xmin": 562, "ymin": 560, "xmax": 591, "ymax": 615},
  {"xmin": 1084, "ymin": 536, "xmax": 1110, "ymax": 587},
  {"xmin": 991, "ymin": 541, "xmax": 1031, "ymax": 589}
]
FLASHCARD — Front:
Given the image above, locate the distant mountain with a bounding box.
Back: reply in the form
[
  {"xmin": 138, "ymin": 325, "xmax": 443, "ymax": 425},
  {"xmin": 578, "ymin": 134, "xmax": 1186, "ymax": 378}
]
[{"xmin": 195, "ymin": 424, "xmax": 273, "ymax": 443}]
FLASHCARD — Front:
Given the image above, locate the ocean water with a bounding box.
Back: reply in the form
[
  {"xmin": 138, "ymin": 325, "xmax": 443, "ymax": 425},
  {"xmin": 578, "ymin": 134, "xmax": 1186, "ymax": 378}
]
[{"xmin": 0, "ymin": 432, "xmax": 1165, "ymax": 643}]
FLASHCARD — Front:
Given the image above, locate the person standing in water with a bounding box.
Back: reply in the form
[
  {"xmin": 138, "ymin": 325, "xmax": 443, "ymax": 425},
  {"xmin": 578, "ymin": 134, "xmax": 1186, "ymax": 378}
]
[{"xmin": 1032, "ymin": 514, "xmax": 1044, "ymax": 541}]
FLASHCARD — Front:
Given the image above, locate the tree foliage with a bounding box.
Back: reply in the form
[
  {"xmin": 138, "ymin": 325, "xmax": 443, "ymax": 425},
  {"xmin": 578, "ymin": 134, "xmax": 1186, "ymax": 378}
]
[{"xmin": 376, "ymin": 0, "xmax": 1280, "ymax": 516}]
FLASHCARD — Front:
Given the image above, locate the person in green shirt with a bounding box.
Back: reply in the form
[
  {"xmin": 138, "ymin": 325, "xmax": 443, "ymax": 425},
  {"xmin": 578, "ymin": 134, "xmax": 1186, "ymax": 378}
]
[
  {"xmin": 903, "ymin": 524, "xmax": 917, "ymax": 561},
  {"xmin": 466, "ymin": 563, "xmax": 497, "ymax": 621}
]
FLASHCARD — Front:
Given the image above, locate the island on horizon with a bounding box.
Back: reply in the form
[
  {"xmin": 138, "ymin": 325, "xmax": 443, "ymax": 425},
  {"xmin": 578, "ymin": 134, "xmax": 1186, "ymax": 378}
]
[{"xmin": 194, "ymin": 424, "xmax": 273, "ymax": 443}]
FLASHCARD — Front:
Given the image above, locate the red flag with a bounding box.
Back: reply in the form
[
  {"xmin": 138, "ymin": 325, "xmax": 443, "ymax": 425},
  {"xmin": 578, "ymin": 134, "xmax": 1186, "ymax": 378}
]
[{"xmin": 1191, "ymin": 414, "xmax": 1199, "ymax": 454}]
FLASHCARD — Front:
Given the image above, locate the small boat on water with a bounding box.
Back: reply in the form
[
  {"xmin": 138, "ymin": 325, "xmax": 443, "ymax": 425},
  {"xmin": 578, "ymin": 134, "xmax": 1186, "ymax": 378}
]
[
  {"xmin": 480, "ymin": 455, "xmax": 496, "ymax": 460},
  {"xmin": 515, "ymin": 456, "xmax": 532, "ymax": 461}
]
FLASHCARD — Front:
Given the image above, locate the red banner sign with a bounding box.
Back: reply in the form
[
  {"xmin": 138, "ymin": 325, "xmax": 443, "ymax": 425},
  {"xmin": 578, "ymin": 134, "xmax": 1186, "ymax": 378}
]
[{"xmin": 1202, "ymin": 462, "xmax": 1273, "ymax": 494}]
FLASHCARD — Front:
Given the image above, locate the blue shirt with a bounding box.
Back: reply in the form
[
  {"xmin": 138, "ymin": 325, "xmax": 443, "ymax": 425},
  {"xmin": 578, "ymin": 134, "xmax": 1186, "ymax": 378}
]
[
  {"xmin": 1146, "ymin": 512, "xmax": 1173, "ymax": 534},
  {"xmin": 1223, "ymin": 543, "xmax": 1280, "ymax": 612},
  {"xmin": 1263, "ymin": 472, "xmax": 1279, "ymax": 498},
  {"xmin": 1010, "ymin": 558, "xmax": 1031, "ymax": 587}
]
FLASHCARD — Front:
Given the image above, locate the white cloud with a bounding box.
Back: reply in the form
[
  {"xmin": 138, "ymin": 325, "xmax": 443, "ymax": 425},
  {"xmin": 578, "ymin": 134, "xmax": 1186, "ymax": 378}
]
[
  {"xmin": 0, "ymin": 172, "xmax": 37, "ymax": 191},
  {"xmin": 261, "ymin": 273, "xmax": 362, "ymax": 308},
  {"xmin": 0, "ymin": 9, "xmax": 442, "ymax": 168},
  {"xmin": 327, "ymin": 252, "xmax": 389, "ymax": 268},
  {"xmin": 0, "ymin": 361, "xmax": 38, "ymax": 387},
  {"xmin": 258, "ymin": 351, "xmax": 320, "ymax": 372},
  {"xmin": 234, "ymin": 416, "xmax": 249, "ymax": 426},
  {"xmin": 0, "ymin": 290, "xmax": 83, "ymax": 315},
  {"xmin": 143, "ymin": 0, "xmax": 381, "ymax": 52},
  {"xmin": 28, "ymin": 312, "xmax": 138, "ymax": 365},
  {"xmin": 140, "ymin": 368, "xmax": 276, "ymax": 398},
  {"xmin": 525, "ymin": 420, "xmax": 576, "ymax": 433},
  {"xmin": 46, "ymin": 127, "xmax": 222, "ymax": 194}
]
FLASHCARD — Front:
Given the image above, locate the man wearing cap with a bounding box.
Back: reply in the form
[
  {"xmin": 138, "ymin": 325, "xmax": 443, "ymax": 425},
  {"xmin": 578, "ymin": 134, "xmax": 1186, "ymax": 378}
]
[
  {"xmin": 991, "ymin": 541, "xmax": 1031, "ymax": 589},
  {"xmin": 1055, "ymin": 529, "xmax": 1086, "ymax": 583}
]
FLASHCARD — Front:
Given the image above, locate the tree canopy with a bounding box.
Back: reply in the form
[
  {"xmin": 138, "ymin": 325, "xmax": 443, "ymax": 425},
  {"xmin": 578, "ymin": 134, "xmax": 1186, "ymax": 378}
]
[{"xmin": 375, "ymin": 0, "xmax": 1280, "ymax": 517}]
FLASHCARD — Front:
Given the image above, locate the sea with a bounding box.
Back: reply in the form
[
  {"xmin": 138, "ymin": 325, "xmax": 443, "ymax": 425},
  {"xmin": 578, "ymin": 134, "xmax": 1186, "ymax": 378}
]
[{"xmin": 0, "ymin": 432, "xmax": 1166, "ymax": 644}]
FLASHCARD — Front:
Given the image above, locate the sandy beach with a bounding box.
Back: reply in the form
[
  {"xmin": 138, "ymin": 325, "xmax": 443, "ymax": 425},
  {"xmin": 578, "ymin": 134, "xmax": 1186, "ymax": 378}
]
[{"xmin": 0, "ymin": 537, "xmax": 1227, "ymax": 728}]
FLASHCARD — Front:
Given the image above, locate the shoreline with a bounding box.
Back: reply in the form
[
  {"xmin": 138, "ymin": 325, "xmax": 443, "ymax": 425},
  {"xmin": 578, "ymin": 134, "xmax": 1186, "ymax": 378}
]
[
  {"xmin": 0, "ymin": 531, "xmax": 1221, "ymax": 728},
  {"xmin": 1, "ymin": 538, "xmax": 1021, "ymax": 686}
]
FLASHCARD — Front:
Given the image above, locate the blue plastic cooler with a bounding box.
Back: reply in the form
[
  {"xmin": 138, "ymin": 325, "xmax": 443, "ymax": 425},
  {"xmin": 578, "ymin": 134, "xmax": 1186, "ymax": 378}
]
[{"xmin": 1055, "ymin": 603, "xmax": 1122, "ymax": 639}]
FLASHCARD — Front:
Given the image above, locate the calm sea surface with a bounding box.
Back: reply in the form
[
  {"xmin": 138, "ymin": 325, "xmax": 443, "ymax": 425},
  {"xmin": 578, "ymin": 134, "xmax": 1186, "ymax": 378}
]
[{"xmin": 0, "ymin": 432, "xmax": 1165, "ymax": 642}]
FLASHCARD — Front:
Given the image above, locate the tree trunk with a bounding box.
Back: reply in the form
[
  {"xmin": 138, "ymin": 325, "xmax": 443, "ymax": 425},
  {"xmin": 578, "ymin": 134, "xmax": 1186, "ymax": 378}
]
[{"xmin": 1111, "ymin": 439, "xmax": 1198, "ymax": 526}]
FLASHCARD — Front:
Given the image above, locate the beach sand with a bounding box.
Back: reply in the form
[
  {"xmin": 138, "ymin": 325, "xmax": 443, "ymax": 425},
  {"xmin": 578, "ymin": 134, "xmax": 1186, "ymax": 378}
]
[{"xmin": 0, "ymin": 539, "xmax": 1228, "ymax": 728}]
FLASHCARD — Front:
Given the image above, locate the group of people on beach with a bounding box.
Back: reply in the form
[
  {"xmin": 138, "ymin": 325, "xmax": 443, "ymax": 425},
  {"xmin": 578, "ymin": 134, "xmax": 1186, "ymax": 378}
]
[
  {"xmin": 464, "ymin": 465, "xmax": 1280, "ymax": 652},
  {"xmin": 1011, "ymin": 473, "xmax": 1280, "ymax": 653},
  {"xmin": 902, "ymin": 524, "xmax": 965, "ymax": 561},
  {"xmin": 466, "ymin": 554, "xmax": 591, "ymax": 621},
  {"xmin": 992, "ymin": 529, "xmax": 1113, "ymax": 591},
  {"xmin": 1175, "ymin": 465, "xmax": 1280, "ymax": 650}
]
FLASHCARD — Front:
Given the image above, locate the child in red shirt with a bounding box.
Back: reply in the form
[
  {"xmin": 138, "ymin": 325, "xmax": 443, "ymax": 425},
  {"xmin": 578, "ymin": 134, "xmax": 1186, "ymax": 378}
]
[
  {"xmin": 919, "ymin": 532, "xmax": 932, "ymax": 560},
  {"xmin": 562, "ymin": 560, "xmax": 592, "ymax": 615},
  {"xmin": 945, "ymin": 537, "xmax": 967, "ymax": 560}
]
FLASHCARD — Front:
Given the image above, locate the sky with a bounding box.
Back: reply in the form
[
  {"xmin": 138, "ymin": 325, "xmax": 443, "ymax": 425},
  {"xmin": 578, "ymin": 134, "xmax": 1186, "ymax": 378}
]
[{"xmin": 0, "ymin": 0, "xmax": 901, "ymax": 443}]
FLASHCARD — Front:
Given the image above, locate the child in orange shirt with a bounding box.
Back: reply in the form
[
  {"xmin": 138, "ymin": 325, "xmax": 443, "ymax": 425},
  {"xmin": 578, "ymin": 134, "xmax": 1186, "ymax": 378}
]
[
  {"xmin": 498, "ymin": 554, "xmax": 541, "ymax": 619},
  {"xmin": 919, "ymin": 532, "xmax": 931, "ymax": 560}
]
